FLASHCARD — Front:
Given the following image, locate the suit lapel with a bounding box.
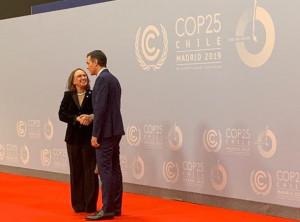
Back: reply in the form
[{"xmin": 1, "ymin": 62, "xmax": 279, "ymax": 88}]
[
  {"xmin": 72, "ymin": 93, "xmax": 81, "ymax": 110},
  {"xmin": 80, "ymin": 90, "xmax": 91, "ymax": 108}
]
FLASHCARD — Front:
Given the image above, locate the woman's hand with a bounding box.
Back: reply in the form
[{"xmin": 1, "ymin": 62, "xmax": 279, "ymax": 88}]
[{"xmin": 77, "ymin": 114, "xmax": 94, "ymax": 126}]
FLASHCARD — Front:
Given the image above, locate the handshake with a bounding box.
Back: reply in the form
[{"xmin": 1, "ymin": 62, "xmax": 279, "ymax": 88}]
[{"xmin": 76, "ymin": 114, "xmax": 94, "ymax": 126}]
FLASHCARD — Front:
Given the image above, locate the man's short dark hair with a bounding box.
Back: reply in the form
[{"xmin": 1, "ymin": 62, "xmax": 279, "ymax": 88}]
[{"xmin": 87, "ymin": 50, "xmax": 107, "ymax": 67}]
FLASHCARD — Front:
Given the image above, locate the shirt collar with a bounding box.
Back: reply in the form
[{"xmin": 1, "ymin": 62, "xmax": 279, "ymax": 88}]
[{"xmin": 96, "ymin": 68, "xmax": 107, "ymax": 77}]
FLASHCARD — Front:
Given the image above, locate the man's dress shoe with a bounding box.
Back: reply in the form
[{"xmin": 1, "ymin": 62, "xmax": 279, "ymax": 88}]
[
  {"xmin": 114, "ymin": 209, "xmax": 121, "ymax": 216},
  {"xmin": 85, "ymin": 210, "xmax": 114, "ymax": 221}
]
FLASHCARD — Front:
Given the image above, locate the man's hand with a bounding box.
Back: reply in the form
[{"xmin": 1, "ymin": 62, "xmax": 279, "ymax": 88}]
[
  {"xmin": 77, "ymin": 114, "xmax": 94, "ymax": 126},
  {"xmin": 91, "ymin": 136, "xmax": 100, "ymax": 148}
]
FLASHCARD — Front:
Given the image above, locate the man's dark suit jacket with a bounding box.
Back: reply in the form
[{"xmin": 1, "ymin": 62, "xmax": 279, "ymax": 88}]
[
  {"xmin": 92, "ymin": 69, "xmax": 125, "ymax": 139},
  {"xmin": 59, "ymin": 90, "xmax": 93, "ymax": 144}
]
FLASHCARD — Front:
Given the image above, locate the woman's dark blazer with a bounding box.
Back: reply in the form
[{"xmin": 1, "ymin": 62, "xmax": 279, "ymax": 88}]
[{"xmin": 59, "ymin": 90, "xmax": 93, "ymax": 144}]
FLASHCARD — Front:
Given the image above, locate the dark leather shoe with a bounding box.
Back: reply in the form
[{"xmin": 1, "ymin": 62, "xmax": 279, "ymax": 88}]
[
  {"xmin": 85, "ymin": 210, "xmax": 114, "ymax": 220},
  {"xmin": 114, "ymin": 209, "xmax": 121, "ymax": 216}
]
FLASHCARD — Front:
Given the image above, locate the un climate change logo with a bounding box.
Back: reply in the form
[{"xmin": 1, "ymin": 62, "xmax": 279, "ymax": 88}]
[
  {"xmin": 126, "ymin": 126, "xmax": 141, "ymax": 146},
  {"xmin": 41, "ymin": 148, "xmax": 51, "ymax": 167},
  {"xmin": 250, "ymin": 170, "xmax": 272, "ymax": 195},
  {"xmin": 203, "ymin": 129, "xmax": 222, "ymax": 153},
  {"xmin": 163, "ymin": 161, "xmax": 179, "ymax": 183},
  {"xmin": 236, "ymin": 0, "xmax": 275, "ymax": 67},
  {"xmin": 135, "ymin": 24, "xmax": 168, "ymax": 71},
  {"xmin": 17, "ymin": 121, "xmax": 26, "ymax": 137}
]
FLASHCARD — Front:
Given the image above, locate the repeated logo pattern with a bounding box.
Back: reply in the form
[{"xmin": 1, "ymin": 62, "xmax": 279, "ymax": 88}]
[
  {"xmin": 126, "ymin": 126, "xmax": 141, "ymax": 146},
  {"xmin": 163, "ymin": 161, "xmax": 179, "ymax": 183},
  {"xmin": 210, "ymin": 161, "xmax": 227, "ymax": 191},
  {"xmin": 250, "ymin": 170, "xmax": 272, "ymax": 195},
  {"xmin": 132, "ymin": 155, "xmax": 145, "ymax": 180},
  {"xmin": 203, "ymin": 129, "xmax": 222, "ymax": 152}
]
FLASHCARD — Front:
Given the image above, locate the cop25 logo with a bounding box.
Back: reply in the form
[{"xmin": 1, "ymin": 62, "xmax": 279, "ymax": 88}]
[{"xmin": 235, "ymin": 0, "xmax": 275, "ymax": 67}]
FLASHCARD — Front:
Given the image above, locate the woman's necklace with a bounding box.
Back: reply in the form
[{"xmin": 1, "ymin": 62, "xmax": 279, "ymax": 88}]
[{"xmin": 77, "ymin": 91, "xmax": 86, "ymax": 96}]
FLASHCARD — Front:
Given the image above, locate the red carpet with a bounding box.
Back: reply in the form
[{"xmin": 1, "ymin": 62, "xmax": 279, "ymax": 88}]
[{"xmin": 0, "ymin": 172, "xmax": 297, "ymax": 222}]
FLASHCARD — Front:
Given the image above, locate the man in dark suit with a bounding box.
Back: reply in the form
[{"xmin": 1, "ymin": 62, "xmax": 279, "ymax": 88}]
[{"xmin": 85, "ymin": 50, "xmax": 125, "ymax": 221}]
